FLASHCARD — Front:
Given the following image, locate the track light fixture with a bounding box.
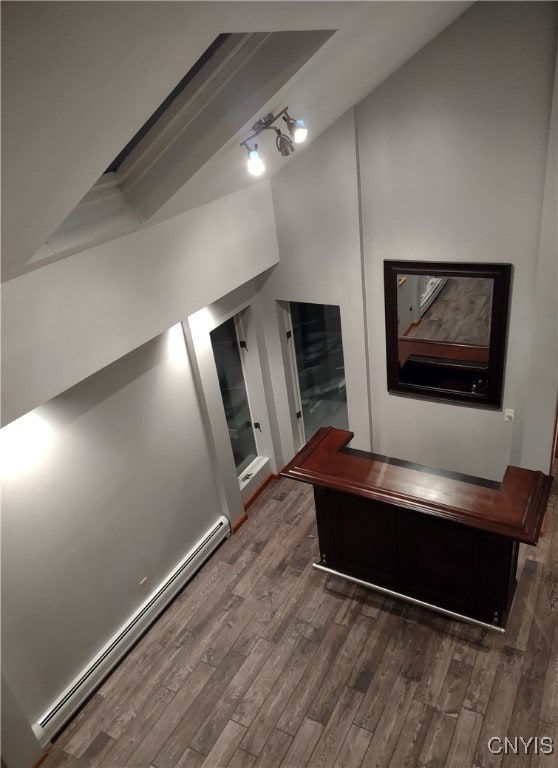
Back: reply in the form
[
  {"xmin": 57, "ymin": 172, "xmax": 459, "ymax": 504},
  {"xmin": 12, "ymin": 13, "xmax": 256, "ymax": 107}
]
[{"xmin": 240, "ymin": 107, "xmax": 307, "ymax": 176}]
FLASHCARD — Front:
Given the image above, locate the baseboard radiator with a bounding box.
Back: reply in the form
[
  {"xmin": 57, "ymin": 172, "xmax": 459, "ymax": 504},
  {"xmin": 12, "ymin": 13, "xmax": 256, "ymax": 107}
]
[{"xmin": 33, "ymin": 515, "xmax": 230, "ymax": 745}]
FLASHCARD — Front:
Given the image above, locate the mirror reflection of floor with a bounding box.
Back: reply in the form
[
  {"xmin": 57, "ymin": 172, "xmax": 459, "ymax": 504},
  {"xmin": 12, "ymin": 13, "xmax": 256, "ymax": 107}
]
[{"xmin": 405, "ymin": 276, "xmax": 492, "ymax": 346}]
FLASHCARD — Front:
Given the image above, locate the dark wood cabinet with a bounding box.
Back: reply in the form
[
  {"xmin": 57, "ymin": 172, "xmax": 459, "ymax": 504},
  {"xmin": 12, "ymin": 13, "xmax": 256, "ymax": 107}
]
[
  {"xmin": 318, "ymin": 489, "xmax": 399, "ymax": 589},
  {"xmin": 281, "ymin": 427, "xmax": 551, "ymax": 630}
]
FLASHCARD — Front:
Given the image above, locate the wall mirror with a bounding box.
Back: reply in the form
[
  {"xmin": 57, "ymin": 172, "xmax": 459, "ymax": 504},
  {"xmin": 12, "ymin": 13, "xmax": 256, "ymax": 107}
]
[{"xmin": 384, "ymin": 261, "xmax": 512, "ymax": 408}]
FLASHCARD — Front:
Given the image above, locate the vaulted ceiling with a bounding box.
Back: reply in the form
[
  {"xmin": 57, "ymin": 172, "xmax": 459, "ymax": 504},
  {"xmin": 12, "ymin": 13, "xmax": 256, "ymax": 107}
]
[{"xmin": 1, "ymin": 1, "xmax": 471, "ymax": 283}]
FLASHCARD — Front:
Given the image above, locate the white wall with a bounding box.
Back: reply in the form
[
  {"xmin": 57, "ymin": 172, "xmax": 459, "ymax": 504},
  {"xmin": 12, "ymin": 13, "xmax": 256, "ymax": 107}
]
[
  {"xmin": 1, "ymin": 182, "xmax": 279, "ymax": 426},
  {"xmin": 265, "ymin": 2, "xmax": 556, "ymax": 480},
  {"xmin": 358, "ymin": 2, "xmax": 556, "ymax": 479},
  {"xmin": 262, "ymin": 109, "xmax": 371, "ymax": 462},
  {"xmin": 1, "ymin": 326, "xmax": 222, "ymax": 725}
]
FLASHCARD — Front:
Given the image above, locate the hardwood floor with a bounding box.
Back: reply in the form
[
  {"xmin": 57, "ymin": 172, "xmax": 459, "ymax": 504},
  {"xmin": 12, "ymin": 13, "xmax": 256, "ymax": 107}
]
[{"xmin": 43, "ymin": 471, "xmax": 558, "ymax": 768}]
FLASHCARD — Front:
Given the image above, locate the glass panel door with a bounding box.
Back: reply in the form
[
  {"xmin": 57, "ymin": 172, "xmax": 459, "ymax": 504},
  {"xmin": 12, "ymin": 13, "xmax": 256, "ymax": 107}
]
[
  {"xmin": 290, "ymin": 302, "xmax": 349, "ymax": 441},
  {"xmin": 210, "ymin": 316, "xmax": 257, "ymax": 476}
]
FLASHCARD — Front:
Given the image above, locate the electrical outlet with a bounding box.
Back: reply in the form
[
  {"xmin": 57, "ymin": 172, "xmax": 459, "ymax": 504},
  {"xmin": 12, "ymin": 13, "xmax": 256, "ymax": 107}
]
[{"xmin": 504, "ymin": 409, "xmax": 515, "ymax": 423}]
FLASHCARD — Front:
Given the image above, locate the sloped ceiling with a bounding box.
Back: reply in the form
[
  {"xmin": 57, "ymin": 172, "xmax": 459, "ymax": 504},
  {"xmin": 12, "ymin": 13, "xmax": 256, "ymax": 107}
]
[{"xmin": 1, "ymin": 1, "xmax": 471, "ymax": 283}]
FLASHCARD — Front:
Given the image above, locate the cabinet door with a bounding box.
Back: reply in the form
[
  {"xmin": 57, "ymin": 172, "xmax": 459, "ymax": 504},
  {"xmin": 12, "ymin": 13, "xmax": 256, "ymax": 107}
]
[
  {"xmin": 398, "ymin": 511, "xmax": 480, "ymax": 615},
  {"xmin": 316, "ymin": 490, "xmax": 398, "ymax": 588},
  {"xmin": 398, "ymin": 510, "xmax": 515, "ymax": 624}
]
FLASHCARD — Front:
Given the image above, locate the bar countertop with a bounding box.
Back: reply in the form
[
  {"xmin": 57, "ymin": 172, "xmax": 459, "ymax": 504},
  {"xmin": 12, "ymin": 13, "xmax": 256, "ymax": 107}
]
[{"xmin": 280, "ymin": 427, "xmax": 552, "ymax": 544}]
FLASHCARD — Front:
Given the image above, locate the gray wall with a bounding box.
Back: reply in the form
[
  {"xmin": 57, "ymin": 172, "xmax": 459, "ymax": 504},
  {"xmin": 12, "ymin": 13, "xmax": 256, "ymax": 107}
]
[
  {"xmin": 266, "ymin": 2, "xmax": 557, "ymax": 479},
  {"xmin": 0, "ymin": 138, "xmax": 279, "ymax": 768},
  {"xmin": 519, "ymin": 43, "xmax": 558, "ymax": 472},
  {"xmin": 2, "ymin": 7, "xmax": 556, "ymax": 765},
  {"xmin": 359, "ymin": 1, "xmax": 556, "ymax": 479},
  {"xmin": 185, "ymin": 276, "xmax": 277, "ymax": 528},
  {"xmin": 1, "ymin": 182, "xmax": 279, "ymax": 426},
  {"xmin": 260, "ymin": 109, "xmax": 372, "ymax": 460},
  {"xmin": 1, "ymin": 326, "xmax": 222, "ymax": 725},
  {"xmin": 1, "ymin": 676, "xmax": 43, "ymax": 768}
]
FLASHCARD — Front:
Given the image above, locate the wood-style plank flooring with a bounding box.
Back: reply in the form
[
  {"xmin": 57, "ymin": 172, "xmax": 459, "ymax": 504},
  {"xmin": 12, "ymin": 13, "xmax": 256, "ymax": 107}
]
[
  {"xmin": 43, "ymin": 469, "xmax": 557, "ymax": 768},
  {"xmin": 405, "ymin": 277, "xmax": 492, "ymax": 346}
]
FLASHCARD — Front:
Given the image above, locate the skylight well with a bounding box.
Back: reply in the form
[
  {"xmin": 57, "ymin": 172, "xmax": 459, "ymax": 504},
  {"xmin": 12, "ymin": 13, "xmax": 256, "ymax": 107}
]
[
  {"xmin": 105, "ymin": 34, "xmax": 231, "ymax": 175},
  {"xmin": 101, "ymin": 29, "xmax": 334, "ymax": 219}
]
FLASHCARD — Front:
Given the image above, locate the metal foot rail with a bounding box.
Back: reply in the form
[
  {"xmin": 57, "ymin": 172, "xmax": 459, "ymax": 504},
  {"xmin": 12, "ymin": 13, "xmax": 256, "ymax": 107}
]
[{"xmin": 313, "ymin": 562, "xmax": 506, "ymax": 633}]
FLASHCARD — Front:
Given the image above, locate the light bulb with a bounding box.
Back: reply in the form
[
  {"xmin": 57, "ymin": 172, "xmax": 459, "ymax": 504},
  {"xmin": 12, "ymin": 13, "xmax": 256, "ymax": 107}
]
[
  {"xmin": 294, "ymin": 120, "xmax": 308, "ymax": 144},
  {"xmin": 247, "ymin": 149, "xmax": 265, "ymax": 176}
]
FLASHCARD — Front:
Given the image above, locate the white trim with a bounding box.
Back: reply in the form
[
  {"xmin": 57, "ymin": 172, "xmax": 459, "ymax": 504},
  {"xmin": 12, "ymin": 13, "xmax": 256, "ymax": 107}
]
[
  {"xmin": 233, "ymin": 309, "xmax": 261, "ymax": 460},
  {"xmin": 84, "ymin": 171, "xmax": 122, "ymax": 200},
  {"xmin": 239, "ymin": 455, "xmax": 271, "ymax": 502},
  {"xmin": 279, "ymin": 302, "xmax": 306, "ymax": 451},
  {"xmin": 419, "ymin": 276, "xmax": 448, "ymax": 315}
]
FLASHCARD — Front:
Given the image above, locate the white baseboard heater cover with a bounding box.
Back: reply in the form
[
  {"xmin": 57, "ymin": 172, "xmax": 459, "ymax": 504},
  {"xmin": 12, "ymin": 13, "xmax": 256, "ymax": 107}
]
[{"xmin": 33, "ymin": 515, "xmax": 230, "ymax": 745}]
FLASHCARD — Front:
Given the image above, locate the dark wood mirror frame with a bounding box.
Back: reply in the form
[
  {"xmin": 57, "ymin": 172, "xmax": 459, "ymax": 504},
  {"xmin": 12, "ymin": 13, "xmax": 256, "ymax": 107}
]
[{"xmin": 384, "ymin": 261, "xmax": 512, "ymax": 408}]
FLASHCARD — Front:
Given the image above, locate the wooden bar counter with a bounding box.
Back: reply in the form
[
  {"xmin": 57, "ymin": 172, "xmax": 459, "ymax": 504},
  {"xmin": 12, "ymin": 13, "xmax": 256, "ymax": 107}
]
[{"xmin": 280, "ymin": 427, "xmax": 552, "ymax": 630}]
